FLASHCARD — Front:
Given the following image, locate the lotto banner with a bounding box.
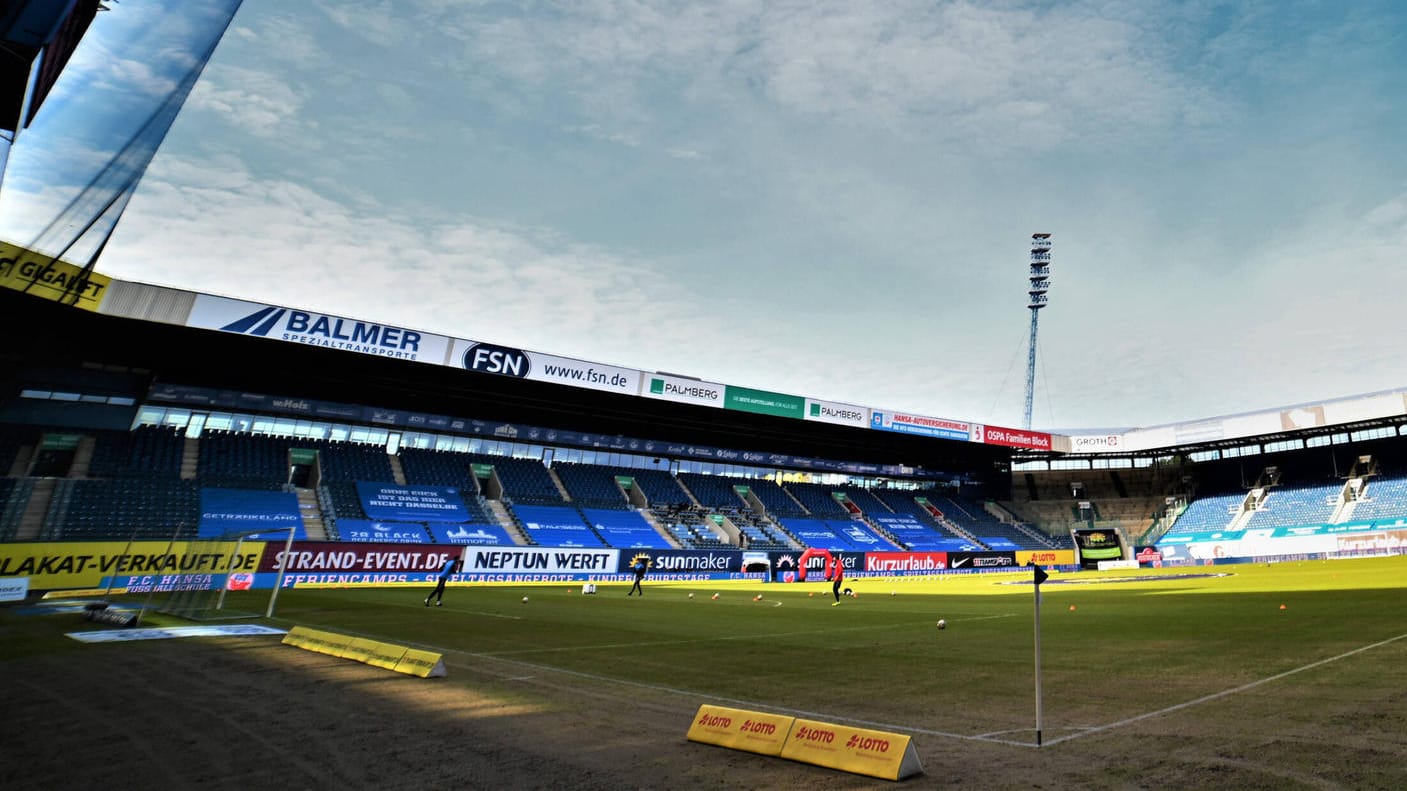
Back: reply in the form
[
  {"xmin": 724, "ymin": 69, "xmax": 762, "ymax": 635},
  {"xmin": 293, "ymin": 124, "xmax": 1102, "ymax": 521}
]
[
  {"xmin": 779, "ymin": 718, "xmax": 924, "ymax": 781},
  {"xmin": 0, "ymin": 541, "xmax": 262, "ymax": 590},
  {"xmin": 686, "ymin": 704, "xmax": 792, "ymax": 756},
  {"xmin": 1015, "ymin": 549, "xmax": 1076, "ymax": 567}
]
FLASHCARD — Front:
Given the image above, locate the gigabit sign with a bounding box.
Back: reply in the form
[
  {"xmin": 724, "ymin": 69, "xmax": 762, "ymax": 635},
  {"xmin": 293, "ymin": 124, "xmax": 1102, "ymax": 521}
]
[{"xmin": 453, "ymin": 339, "xmax": 641, "ymax": 396}]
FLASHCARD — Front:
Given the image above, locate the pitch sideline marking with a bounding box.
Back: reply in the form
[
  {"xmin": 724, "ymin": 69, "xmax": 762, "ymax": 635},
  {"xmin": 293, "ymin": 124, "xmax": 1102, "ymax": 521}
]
[
  {"xmin": 443, "ymin": 649, "xmax": 999, "ymax": 744},
  {"xmin": 450, "ymin": 626, "xmax": 1407, "ymax": 749},
  {"xmin": 273, "ymin": 611, "xmax": 1406, "ymax": 750},
  {"xmin": 1039, "ymin": 631, "xmax": 1407, "ymax": 747},
  {"xmin": 478, "ymin": 610, "xmax": 1018, "ymax": 653}
]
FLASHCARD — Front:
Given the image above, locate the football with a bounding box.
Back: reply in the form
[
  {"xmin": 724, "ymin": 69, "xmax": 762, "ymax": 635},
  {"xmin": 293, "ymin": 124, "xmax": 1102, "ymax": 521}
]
[
  {"xmin": 936, "ymin": 619, "xmax": 947, "ymax": 630},
  {"xmin": 522, "ymin": 596, "xmax": 529, "ymax": 603},
  {"xmin": 688, "ymin": 592, "xmax": 694, "ymax": 598}
]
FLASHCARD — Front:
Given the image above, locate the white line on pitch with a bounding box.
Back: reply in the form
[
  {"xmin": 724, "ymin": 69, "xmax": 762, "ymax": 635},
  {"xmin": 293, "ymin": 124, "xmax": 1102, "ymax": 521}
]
[
  {"xmin": 481, "ymin": 612, "xmax": 1018, "ymax": 656},
  {"xmin": 1039, "ymin": 631, "xmax": 1407, "ymax": 747},
  {"xmin": 445, "ymin": 650, "xmax": 1000, "ymax": 744}
]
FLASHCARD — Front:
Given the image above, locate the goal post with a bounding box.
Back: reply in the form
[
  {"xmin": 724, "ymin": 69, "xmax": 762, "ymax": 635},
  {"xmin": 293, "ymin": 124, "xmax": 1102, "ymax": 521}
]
[{"xmin": 148, "ymin": 526, "xmax": 296, "ymax": 622}]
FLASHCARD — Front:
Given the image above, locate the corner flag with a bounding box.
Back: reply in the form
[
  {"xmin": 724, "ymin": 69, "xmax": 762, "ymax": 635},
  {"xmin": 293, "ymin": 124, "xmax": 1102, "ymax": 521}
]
[{"xmin": 1030, "ymin": 562, "xmax": 1048, "ymax": 746}]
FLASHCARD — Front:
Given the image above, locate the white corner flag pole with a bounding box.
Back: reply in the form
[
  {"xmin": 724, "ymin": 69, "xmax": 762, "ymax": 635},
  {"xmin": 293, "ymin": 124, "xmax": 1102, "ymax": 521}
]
[{"xmin": 1032, "ymin": 563, "xmax": 1048, "ymax": 747}]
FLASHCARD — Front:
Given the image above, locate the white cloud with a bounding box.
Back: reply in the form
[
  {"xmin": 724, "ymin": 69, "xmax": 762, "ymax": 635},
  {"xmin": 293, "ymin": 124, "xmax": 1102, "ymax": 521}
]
[
  {"xmin": 25, "ymin": 0, "xmax": 1406, "ymax": 434},
  {"xmin": 421, "ymin": 1, "xmax": 1215, "ymax": 152},
  {"xmin": 562, "ymin": 124, "xmax": 641, "ymax": 148},
  {"xmin": 100, "ymin": 155, "xmax": 704, "ymax": 367},
  {"xmin": 314, "ymin": 0, "xmax": 407, "ymax": 46},
  {"xmin": 186, "ymin": 65, "xmax": 307, "ymax": 138}
]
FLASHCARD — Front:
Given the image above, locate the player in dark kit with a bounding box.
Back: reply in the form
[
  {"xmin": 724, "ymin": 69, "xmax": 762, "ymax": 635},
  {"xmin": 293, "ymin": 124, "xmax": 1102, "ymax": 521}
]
[
  {"xmin": 426, "ymin": 557, "xmax": 461, "ymax": 606},
  {"xmin": 627, "ymin": 557, "xmax": 649, "ymax": 596}
]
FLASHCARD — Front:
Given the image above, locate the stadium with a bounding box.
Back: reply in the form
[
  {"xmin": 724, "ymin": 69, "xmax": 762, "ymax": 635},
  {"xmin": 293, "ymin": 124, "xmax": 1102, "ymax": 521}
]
[{"xmin": 2, "ymin": 3, "xmax": 1405, "ymax": 789}]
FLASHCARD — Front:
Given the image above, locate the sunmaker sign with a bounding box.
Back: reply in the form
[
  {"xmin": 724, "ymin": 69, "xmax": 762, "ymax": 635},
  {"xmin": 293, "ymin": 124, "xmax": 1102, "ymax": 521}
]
[{"xmin": 187, "ymin": 295, "xmax": 451, "ymax": 364}]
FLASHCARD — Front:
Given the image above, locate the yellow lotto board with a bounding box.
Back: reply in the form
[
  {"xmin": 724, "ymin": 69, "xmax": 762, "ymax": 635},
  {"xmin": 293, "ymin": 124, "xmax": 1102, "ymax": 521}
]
[
  {"xmin": 686, "ymin": 704, "xmax": 793, "ymax": 756},
  {"xmin": 688, "ymin": 705, "xmax": 923, "ymax": 781},
  {"xmin": 0, "ymin": 541, "xmax": 265, "ymax": 589},
  {"xmin": 0, "ymin": 241, "xmax": 111, "ymax": 310},
  {"xmin": 282, "ymin": 627, "xmax": 445, "ymax": 678},
  {"xmin": 1015, "ymin": 549, "xmax": 1076, "ymax": 566},
  {"xmin": 779, "ymin": 717, "xmax": 924, "ymax": 781}
]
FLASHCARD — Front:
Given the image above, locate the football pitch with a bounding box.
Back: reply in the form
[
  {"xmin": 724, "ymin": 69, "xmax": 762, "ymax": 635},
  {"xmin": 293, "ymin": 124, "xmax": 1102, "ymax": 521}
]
[
  {"xmin": 246, "ymin": 556, "xmax": 1407, "ymax": 744},
  {"xmin": 7, "ymin": 555, "xmax": 1407, "ymax": 788}
]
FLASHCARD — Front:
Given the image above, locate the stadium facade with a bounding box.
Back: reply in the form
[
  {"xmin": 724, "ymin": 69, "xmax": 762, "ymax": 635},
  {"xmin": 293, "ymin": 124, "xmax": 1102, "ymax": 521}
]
[{"xmin": 4, "ymin": 0, "xmax": 1407, "ymax": 594}]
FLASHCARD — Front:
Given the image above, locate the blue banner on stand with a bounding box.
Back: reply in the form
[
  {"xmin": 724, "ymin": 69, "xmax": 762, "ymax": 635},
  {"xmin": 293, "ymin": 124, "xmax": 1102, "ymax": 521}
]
[
  {"xmin": 355, "ymin": 482, "xmax": 470, "ymax": 521},
  {"xmin": 199, "ymin": 488, "xmax": 304, "ymax": 540},
  {"xmin": 334, "ymin": 519, "xmax": 430, "ymax": 543},
  {"xmin": 428, "ymin": 523, "xmax": 514, "ymax": 545}
]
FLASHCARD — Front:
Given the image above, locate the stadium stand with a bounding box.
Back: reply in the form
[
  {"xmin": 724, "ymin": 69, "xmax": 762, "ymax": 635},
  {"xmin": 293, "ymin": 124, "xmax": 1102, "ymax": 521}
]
[
  {"xmin": 651, "ymin": 506, "xmax": 729, "ymax": 549},
  {"xmin": 86, "ymin": 425, "xmax": 184, "ymax": 478},
  {"xmin": 868, "ymin": 513, "xmax": 970, "ymax": 550},
  {"xmin": 1165, "ymin": 491, "xmax": 1243, "ymax": 535},
  {"xmin": 782, "ymin": 482, "xmax": 852, "ymax": 517},
  {"xmin": 0, "ymin": 477, "xmax": 33, "ymax": 540},
  {"xmin": 468, "ymin": 454, "xmax": 564, "ymax": 505},
  {"xmin": 776, "ymin": 517, "xmax": 897, "ymax": 551},
  {"xmin": 628, "ymin": 468, "xmax": 694, "ymax": 509},
  {"xmin": 552, "ymin": 462, "xmax": 632, "ymax": 509},
  {"xmin": 319, "ymin": 481, "xmax": 370, "ymax": 523},
  {"xmin": 746, "ymin": 477, "xmax": 807, "ymax": 517},
  {"xmin": 398, "ymin": 447, "xmax": 479, "ymax": 489},
  {"xmin": 1243, "ymin": 480, "xmax": 1342, "ymax": 528},
  {"xmin": 581, "ymin": 507, "xmax": 671, "ymax": 549},
  {"xmin": 676, "ymin": 472, "xmax": 749, "ymax": 510},
  {"xmin": 838, "ymin": 485, "xmax": 892, "ymax": 515},
  {"xmin": 314, "ymin": 439, "xmax": 396, "ymax": 484},
  {"xmin": 509, "ymin": 504, "xmax": 606, "ymax": 547},
  {"xmin": 0, "ymin": 425, "xmax": 36, "ymax": 476},
  {"xmin": 730, "ymin": 512, "xmax": 792, "ymax": 550},
  {"xmin": 42, "ymin": 478, "xmax": 200, "ymax": 540},
  {"xmin": 1348, "ymin": 473, "xmax": 1407, "ymax": 522},
  {"xmin": 196, "ymin": 429, "xmax": 292, "ymax": 489}
]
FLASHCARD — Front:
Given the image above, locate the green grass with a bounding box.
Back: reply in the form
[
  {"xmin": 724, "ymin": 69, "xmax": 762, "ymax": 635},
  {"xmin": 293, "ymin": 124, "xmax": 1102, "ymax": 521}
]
[
  {"xmin": 166, "ymin": 555, "xmax": 1407, "ymax": 741},
  {"xmin": 11, "ymin": 555, "xmax": 1406, "ymax": 745}
]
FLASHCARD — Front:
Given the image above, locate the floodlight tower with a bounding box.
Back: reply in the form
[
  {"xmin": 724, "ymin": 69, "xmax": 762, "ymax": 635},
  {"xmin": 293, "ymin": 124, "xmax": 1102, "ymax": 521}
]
[{"xmin": 1023, "ymin": 233, "xmax": 1052, "ymax": 430}]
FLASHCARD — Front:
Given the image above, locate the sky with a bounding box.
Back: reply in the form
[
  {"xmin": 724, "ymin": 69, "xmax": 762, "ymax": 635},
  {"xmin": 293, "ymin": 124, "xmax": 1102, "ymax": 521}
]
[{"xmin": 2, "ymin": 0, "xmax": 1406, "ymax": 434}]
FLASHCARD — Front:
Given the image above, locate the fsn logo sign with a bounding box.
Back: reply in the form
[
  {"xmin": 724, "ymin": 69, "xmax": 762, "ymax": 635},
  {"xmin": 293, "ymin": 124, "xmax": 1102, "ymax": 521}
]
[{"xmin": 463, "ymin": 343, "xmax": 530, "ymax": 377}]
